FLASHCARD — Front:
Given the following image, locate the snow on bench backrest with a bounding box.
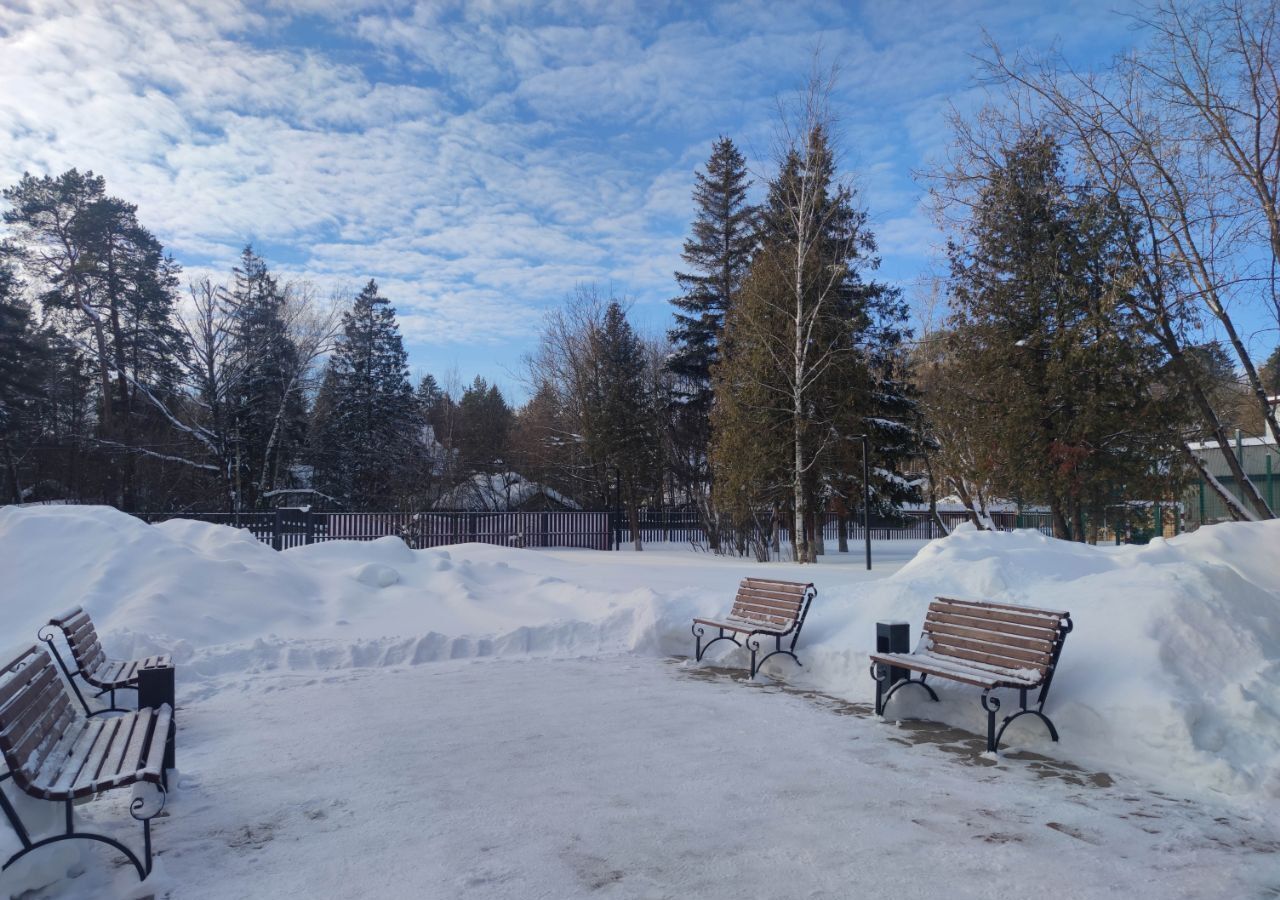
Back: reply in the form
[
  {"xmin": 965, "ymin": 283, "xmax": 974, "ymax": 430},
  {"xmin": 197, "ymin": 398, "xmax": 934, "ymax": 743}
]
[
  {"xmin": 48, "ymin": 607, "xmax": 107, "ymax": 676},
  {"xmin": 0, "ymin": 645, "xmax": 75, "ymax": 780},
  {"xmin": 728, "ymin": 578, "xmax": 814, "ymax": 631}
]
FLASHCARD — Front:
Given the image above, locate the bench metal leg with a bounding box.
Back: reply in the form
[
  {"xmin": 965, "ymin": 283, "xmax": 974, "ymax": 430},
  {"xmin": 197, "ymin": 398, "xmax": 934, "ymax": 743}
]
[
  {"xmin": 692, "ymin": 624, "xmax": 740, "ymax": 662},
  {"xmin": 985, "ymin": 688, "xmax": 1060, "ymax": 753},
  {"xmin": 870, "ymin": 664, "xmax": 939, "ymax": 716},
  {"xmin": 746, "ymin": 634, "xmax": 801, "ymax": 679},
  {"xmin": 0, "ymin": 774, "xmax": 165, "ymax": 882}
]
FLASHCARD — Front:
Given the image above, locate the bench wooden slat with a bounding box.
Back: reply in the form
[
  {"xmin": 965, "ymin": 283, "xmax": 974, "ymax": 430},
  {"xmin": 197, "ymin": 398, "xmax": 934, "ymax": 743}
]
[
  {"xmin": 0, "ymin": 648, "xmax": 43, "ymax": 710},
  {"xmin": 733, "ymin": 600, "xmax": 802, "ymax": 620},
  {"xmin": 742, "ymin": 577, "xmax": 810, "ymax": 589},
  {"xmin": 32, "ymin": 718, "xmax": 98, "ymax": 794},
  {"xmin": 737, "ymin": 604, "xmax": 793, "ymax": 627},
  {"xmin": 139, "ymin": 706, "xmax": 171, "ymax": 783},
  {"xmin": 729, "ymin": 615, "xmax": 790, "ymax": 630},
  {"xmin": 0, "ymin": 661, "xmax": 60, "ymax": 722},
  {"xmin": 50, "ymin": 607, "xmax": 89, "ymax": 628},
  {"xmin": 923, "ymin": 617, "xmax": 1054, "ymax": 652},
  {"xmin": 19, "ymin": 710, "xmax": 82, "ymax": 783},
  {"xmin": 925, "ymin": 609, "xmax": 1059, "ymax": 642},
  {"xmin": 923, "ymin": 638, "xmax": 1049, "ymax": 675},
  {"xmin": 737, "ymin": 587, "xmax": 807, "ymax": 606},
  {"xmin": 870, "ymin": 652, "xmax": 1000, "ymax": 688},
  {"xmin": 735, "ymin": 589, "xmax": 803, "ymax": 608},
  {"xmin": 67, "ymin": 617, "xmax": 97, "ymax": 646},
  {"xmin": 931, "ymin": 599, "xmax": 1065, "ymax": 632},
  {"xmin": 924, "ymin": 630, "xmax": 1052, "ymax": 668},
  {"xmin": 936, "ymin": 596, "xmax": 1069, "ymax": 620},
  {"xmin": 871, "ymin": 651, "xmax": 1043, "ymax": 688},
  {"xmin": 0, "ymin": 667, "xmax": 67, "ymax": 749},
  {"xmin": 84, "ymin": 713, "xmax": 141, "ymax": 793},
  {"xmin": 693, "ymin": 616, "xmax": 786, "ymax": 634}
]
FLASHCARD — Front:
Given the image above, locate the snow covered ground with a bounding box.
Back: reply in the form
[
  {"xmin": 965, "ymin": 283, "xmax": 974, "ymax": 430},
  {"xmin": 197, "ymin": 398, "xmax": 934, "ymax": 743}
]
[{"xmin": 1, "ymin": 505, "xmax": 1278, "ymax": 898}]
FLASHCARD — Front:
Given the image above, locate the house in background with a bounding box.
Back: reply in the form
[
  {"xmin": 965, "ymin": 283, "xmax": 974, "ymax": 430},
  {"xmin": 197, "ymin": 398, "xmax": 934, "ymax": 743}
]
[
  {"xmin": 1184, "ymin": 400, "xmax": 1279, "ymax": 528},
  {"xmin": 434, "ymin": 472, "xmax": 580, "ymax": 512}
]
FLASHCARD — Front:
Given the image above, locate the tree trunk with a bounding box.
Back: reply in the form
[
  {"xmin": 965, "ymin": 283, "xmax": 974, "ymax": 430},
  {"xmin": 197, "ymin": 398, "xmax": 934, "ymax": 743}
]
[
  {"xmin": 792, "ymin": 394, "xmax": 810, "ymax": 564},
  {"xmin": 627, "ymin": 496, "xmax": 642, "ymax": 552},
  {"xmin": 2, "ymin": 440, "xmax": 22, "ymax": 504},
  {"xmin": 837, "ymin": 511, "xmax": 849, "ymax": 553},
  {"xmin": 1050, "ymin": 502, "xmax": 1071, "ymax": 541},
  {"xmin": 949, "ymin": 476, "xmax": 987, "ymax": 529}
]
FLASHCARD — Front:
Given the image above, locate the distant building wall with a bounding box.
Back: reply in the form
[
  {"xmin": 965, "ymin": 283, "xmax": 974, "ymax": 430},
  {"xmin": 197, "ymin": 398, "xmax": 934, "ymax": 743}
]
[{"xmin": 1184, "ymin": 434, "xmax": 1279, "ymax": 527}]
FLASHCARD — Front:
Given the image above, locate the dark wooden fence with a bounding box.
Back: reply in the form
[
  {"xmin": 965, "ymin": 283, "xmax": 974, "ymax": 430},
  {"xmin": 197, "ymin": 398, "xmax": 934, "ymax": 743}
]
[
  {"xmin": 617, "ymin": 508, "xmax": 1052, "ymax": 545},
  {"xmin": 136, "ymin": 507, "xmax": 1052, "ymax": 551},
  {"xmin": 137, "ymin": 509, "xmax": 612, "ymax": 551}
]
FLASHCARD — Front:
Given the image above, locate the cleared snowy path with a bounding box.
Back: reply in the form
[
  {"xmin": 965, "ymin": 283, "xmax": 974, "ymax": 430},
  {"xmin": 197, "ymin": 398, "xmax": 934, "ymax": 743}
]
[{"xmin": 37, "ymin": 655, "xmax": 1279, "ymax": 899}]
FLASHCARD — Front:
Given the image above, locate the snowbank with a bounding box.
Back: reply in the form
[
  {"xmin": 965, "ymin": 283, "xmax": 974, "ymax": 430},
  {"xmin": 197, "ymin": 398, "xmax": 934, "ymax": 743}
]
[{"xmin": 0, "ymin": 505, "xmax": 1277, "ymax": 804}]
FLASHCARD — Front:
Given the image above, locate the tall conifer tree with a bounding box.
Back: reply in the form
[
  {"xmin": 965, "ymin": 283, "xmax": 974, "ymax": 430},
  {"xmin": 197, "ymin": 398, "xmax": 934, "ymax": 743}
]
[
  {"xmin": 668, "ymin": 138, "xmax": 754, "ymax": 539},
  {"xmin": 309, "ymin": 279, "xmax": 417, "ymax": 506}
]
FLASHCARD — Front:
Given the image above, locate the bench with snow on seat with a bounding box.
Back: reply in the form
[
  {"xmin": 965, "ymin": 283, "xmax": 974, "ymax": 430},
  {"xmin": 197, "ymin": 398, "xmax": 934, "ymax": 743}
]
[
  {"xmin": 692, "ymin": 578, "xmax": 816, "ymax": 678},
  {"xmin": 40, "ymin": 606, "xmax": 171, "ymax": 716},
  {"xmin": 0, "ymin": 644, "xmax": 173, "ymax": 881},
  {"xmin": 869, "ymin": 597, "xmax": 1073, "ymax": 754}
]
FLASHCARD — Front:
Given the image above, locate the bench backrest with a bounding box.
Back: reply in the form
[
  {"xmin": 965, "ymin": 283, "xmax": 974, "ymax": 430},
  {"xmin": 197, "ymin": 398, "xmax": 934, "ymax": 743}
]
[
  {"xmin": 922, "ymin": 597, "xmax": 1071, "ymax": 681},
  {"xmin": 48, "ymin": 607, "xmax": 106, "ymax": 676},
  {"xmin": 728, "ymin": 578, "xmax": 816, "ymax": 632},
  {"xmin": 0, "ymin": 646, "xmax": 76, "ymax": 786}
]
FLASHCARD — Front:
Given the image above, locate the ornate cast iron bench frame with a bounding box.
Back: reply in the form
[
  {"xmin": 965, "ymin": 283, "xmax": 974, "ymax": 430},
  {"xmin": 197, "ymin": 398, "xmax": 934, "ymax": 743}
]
[
  {"xmin": 869, "ymin": 597, "xmax": 1073, "ymax": 753},
  {"xmin": 692, "ymin": 578, "xmax": 817, "ymax": 678}
]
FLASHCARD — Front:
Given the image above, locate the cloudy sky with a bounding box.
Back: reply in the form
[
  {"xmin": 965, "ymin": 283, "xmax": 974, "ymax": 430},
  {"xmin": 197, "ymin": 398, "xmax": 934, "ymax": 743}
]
[{"xmin": 1, "ymin": 0, "xmax": 1148, "ymax": 397}]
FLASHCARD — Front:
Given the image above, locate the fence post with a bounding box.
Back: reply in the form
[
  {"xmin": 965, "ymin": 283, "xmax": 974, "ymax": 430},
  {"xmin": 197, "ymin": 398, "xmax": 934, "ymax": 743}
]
[{"xmin": 272, "ymin": 509, "xmax": 283, "ymax": 551}]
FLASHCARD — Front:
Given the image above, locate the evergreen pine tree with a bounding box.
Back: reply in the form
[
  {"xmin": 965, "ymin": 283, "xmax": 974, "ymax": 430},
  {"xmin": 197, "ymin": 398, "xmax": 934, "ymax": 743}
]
[
  {"xmin": 1261, "ymin": 346, "xmax": 1280, "ymax": 397},
  {"xmin": 456, "ymin": 377, "xmax": 513, "ymax": 475},
  {"xmin": 584, "ymin": 302, "xmax": 653, "ymax": 550},
  {"xmin": 222, "ymin": 246, "xmax": 306, "ymax": 509},
  {"xmin": 308, "ymin": 279, "xmax": 418, "ymax": 507},
  {"xmin": 3, "ymin": 170, "xmax": 187, "ymax": 508},
  {"xmin": 0, "ymin": 261, "xmax": 56, "ymax": 503}
]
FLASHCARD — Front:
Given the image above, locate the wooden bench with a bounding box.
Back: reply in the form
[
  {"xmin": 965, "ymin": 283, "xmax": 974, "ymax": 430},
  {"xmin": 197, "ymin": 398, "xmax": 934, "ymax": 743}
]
[
  {"xmin": 40, "ymin": 607, "xmax": 171, "ymax": 716},
  {"xmin": 692, "ymin": 578, "xmax": 816, "ymax": 678},
  {"xmin": 869, "ymin": 597, "xmax": 1073, "ymax": 753},
  {"xmin": 0, "ymin": 644, "xmax": 173, "ymax": 881}
]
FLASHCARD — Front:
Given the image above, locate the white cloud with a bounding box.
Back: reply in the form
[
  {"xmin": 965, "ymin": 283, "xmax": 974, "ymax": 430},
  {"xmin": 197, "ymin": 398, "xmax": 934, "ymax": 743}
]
[{"xmin": 0, "ymin": 0, "xmax": 1147, "ymax": 394}]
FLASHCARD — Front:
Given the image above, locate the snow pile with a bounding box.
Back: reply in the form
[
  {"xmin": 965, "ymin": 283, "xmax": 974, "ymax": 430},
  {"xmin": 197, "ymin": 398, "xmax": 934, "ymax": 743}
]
[
  {"xmin": 811, "ymin": 523, "xmax": 1280, "ymax": 799},
  {"xmin": 0, "ymin": 505, "xmax": 1277, "ymax": 803}
]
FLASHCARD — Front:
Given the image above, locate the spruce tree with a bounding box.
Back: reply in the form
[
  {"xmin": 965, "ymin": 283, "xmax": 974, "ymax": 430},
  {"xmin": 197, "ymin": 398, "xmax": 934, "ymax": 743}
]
[
  {"xmin": 222, "ymin": 246, "xmax": 306, "ymax": 509},
  {"xmin": 456, "ymin": 377, "xmax": 513, "ymax": 475},
  {"xmin": 668, "ymin": 138, "xmax": 755, "ymax": 541},
  {"xmin": 1261, "ymin": 346, "xmax": 1280, "ymax": 397},
  {"xmin": 308, "ymin": 279, "xmax": 418, "ymax": 507},
  {"xmin": 585, "ymin": 302, "xmax": 653, "ymax": 549},
  {"xmin": 714, "ymin": 116, "xmax": 918, "ymax": 560}
]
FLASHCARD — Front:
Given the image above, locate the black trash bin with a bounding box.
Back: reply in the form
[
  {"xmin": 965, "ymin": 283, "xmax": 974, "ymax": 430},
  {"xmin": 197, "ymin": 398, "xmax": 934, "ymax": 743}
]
[{"xmin": 876, "ymin": 620, "xmax": 910, "ymax": 686}]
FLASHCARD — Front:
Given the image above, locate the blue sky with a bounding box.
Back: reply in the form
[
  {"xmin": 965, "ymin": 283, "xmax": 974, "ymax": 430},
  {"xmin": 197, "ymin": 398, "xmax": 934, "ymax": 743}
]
[{"xmin": 4, "ymin": 0, "xmax": 1236, "ymax": 401}]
